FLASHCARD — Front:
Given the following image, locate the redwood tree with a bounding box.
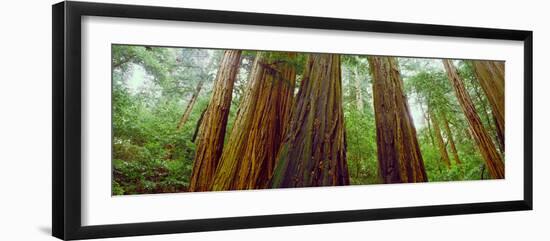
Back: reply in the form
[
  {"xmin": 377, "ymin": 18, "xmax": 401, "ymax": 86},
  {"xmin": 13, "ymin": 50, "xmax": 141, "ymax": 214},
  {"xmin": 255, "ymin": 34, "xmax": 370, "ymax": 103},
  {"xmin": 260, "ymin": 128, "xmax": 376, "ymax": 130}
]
[
  {"xmin": 188, "ymin": 50, "xmax": 242, "ymax": 192},
  {"xmin": 270, "ymin": 54, "xmax": 350, "ymax": 188},
  {"xmin": 443, "ymin": 60, "xmax": 504, "ymax": 179},
  {"xmin": 471, "ymin": 60, "xmax": 505, "ymax": 151},
  {"xmin": 176, "ymin": 78, "xmax": 205, "ymax": 130},
  {"xmin": 441, "ymin": 112, "xmax": 461, "ymax": 165},
  {"xmin": 430, "ymin": 110, "xmax": 451, "ymax": 168},
  {"xmin": 368, "ymin": 56, "xmax": 428, "ymax": 183},
  {"xmin": 211, "ymin": 52, "xmax": 297, "ymax": 191}
]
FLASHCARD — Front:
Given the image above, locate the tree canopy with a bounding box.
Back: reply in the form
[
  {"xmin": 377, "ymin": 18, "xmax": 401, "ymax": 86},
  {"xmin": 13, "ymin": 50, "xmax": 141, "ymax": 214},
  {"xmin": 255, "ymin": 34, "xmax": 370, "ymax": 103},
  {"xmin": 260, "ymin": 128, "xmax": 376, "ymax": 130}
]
[{"xmin": 112, "ymin": 44, "xmax": 505, "ymax": 195}]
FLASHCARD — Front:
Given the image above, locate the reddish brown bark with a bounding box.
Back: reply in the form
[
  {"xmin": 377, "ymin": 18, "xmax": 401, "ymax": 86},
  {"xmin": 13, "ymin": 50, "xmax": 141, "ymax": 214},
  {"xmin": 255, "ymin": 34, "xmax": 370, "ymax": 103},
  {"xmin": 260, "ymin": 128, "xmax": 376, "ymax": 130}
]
[
  {"xmin": 188, "ymin": 50, "xmax": 242, "ymax": 192},
  {"xmin": 176, "ymin": 79, "xmax": 205, "ymax": 130},
  {"xmin": 441, "ymin": 112, "xmax": 461, "ymax": 165},
  {"xmin": 270, "ymin": 54, "xmax": 350, "ymax": 188},
  {"xmin": 211, "ymin": 52, "xmax": 297, "ymax": 191},
  {"xmin": 471, "ymin": 82, "xmax": 500, "ymax": 149},
  {"xmin": 443, "ymin": 60, "xmax": 504, "ymax": 179},
  {"xmin": 368, "ymin": 56, "xmax": 428, "ymax": 183},
  {"xmin": 472, "ymin": 60, "xmax": 505, "ymax": 152},
  {"xmin": 431, "ymin": 111, "xmax": 451, "ymax": 168}
]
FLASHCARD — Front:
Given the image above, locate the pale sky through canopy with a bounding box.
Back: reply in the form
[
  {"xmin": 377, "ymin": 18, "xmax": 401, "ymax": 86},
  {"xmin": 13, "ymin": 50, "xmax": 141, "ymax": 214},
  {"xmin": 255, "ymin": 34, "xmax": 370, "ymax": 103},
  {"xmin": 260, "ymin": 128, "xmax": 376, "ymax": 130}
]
[{"xmin": 125, "ymin": 51, "xmax": 450, "ymax": 131}]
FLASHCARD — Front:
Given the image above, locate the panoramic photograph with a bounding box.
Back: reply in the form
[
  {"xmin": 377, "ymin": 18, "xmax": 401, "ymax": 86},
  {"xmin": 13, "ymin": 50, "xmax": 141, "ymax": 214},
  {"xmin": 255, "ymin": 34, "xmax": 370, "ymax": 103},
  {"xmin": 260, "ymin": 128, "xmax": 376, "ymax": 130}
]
[{"xmin": 111, "ymin": 44, "xmax": 505, "ymax": 195}]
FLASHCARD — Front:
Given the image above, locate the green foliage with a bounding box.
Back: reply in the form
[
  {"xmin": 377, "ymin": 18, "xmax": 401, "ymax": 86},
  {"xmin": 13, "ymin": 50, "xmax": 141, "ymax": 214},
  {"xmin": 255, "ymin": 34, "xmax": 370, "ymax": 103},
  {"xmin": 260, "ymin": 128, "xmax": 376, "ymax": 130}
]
[
  {"xmin": 344, "ymin": 108, "xmax": 379, "ymax": 185},
  {"xmin": 112, "ymin": 44, "xmax": 503, "ymax": 195},
  {"xmin": 112, "ymin": 45, "xmax": 216, "ymax": 195},
  {"xmin": 342, "ymin": 55, "xmax": 379, "ymax": 184},
  {"xmin": 113, "ymin": 157, "xmax": 191, "ymax": 194},
  {"xmin": 404, "ymin": 58, "xmax": 496, "ymax": 183},
  {"xmin": 112, "ymin": 45, "xmax": 177, "ymax": 87}
]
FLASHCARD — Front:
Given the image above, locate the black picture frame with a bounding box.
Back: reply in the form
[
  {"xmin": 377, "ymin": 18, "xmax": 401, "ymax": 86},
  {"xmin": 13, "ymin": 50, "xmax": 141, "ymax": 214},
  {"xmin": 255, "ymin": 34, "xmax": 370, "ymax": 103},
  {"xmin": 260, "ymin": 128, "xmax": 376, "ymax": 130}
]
[{"xmin": 52, "ymin": 1, "xmax": 533, "ymax": 240}]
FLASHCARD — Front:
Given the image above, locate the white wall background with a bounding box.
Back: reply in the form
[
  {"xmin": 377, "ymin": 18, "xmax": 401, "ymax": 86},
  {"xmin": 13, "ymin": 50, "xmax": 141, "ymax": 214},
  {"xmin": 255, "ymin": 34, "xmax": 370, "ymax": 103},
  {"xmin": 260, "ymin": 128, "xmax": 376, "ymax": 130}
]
[{"xmin": 0, "ymin": 0, "xmax": 546, "ymax": 240}]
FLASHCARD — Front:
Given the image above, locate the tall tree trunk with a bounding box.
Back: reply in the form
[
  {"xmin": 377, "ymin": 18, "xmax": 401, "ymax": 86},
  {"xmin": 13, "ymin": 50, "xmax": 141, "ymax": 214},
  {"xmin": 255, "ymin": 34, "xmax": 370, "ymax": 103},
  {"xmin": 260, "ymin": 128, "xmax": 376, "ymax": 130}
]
[
  {"xmin": 270, "ymin": 54, "xmax": 349, "ymax": 188},
  {"xmin": 176, "ymin": 79, "xmax": 205, "ymax": 130},
  {"xmin": 471, "ymin": 60, "xmax": 505, "ymax": 152},
  {"xmin": 419, "ymin": 102, "xmax": 436, "ymax": 148},
  {"xmin": 441, "ymin": 112, "xmax": 461, "ymax": 165},
  {"xmin": 425, "ymin": 113, "xmax": 436, "ymax": 147},
  {"xmin": 188, "ymin": 50, "xmax": 242, "ymax": 192},
  {"xmin": 473, "ymin": 84, "xmax": 497, "ymax": 134},
  {"xmin": 353, "ymin": 66, "xmax": 364, "ymax": 112},
  {"xmin": 368, "ymin": 56, "xmax": 428, "ymax": 183},
  {"xmin": 166, "ymin": 79, "xmax": 205, "ymax": 161},
  {"xmin": 493, "ymin": 114, "xmax": 505, "ymax": 153},
  {"xmin": 191, "ymin": 107, "xmax": 208, "ymax": 143},
  {"xmin": 443, "ymin": 60, "xmax": 504, "ymax": 179},
  {"xmin": 211, "ymin": 53, "xmax": 297, "ymax": 191},
  {"xmin": 471, "ymin": 77, "xmax": 502, "ymax": 153},
  {"xmin": 431, "ymin": 111, "xmax": 451, "ymax": 168}
]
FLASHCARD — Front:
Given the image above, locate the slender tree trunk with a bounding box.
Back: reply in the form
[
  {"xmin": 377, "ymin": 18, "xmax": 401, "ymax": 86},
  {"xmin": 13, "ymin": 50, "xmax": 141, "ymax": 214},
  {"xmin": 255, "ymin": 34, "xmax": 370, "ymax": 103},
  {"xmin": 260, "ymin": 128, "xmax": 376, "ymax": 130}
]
[
  {"xmin": 443, "ymin": 60, "xmax": 504, "ymax": 179},
  {"xmin": 441, "ymin": 112, "xmax": 461, "ymax": 165},
  {"xmin": 270, "ymin": 54, "xmax": 350, "ymax": 188},
  {"xmin": 471, "ymin": 60, "xmax": 505, "ymax": 152},
  {"xmin": 431, "ymin": 111, "xmax": 451, "ymax": 168},
  {"xmin": 353, "ymin": 66, "xmax": 364, "ymax": 112},
  {"xmin": 166, "ymin": 80, "xmax": 205, "ymax": 161},
  {"xmin": 176, "ymin": 79, "xmax": 205, "ymax": 130},
  {"xmin": 353, "ymin": 66, "xmax": 365, "ymax": 178},
  {"xmin": 368, "ymin": 56, "xmax": 428, "ymax": 183},
  {"xmin": 188, "ymin": 50, "xmax": 242, "ymax": 192},
  {"xmin": 211, "ymin": 53, "xmax": 297, "ymax": 191},
  {"xmin": 494, "ymin": 114, "xmax": 505, "ymax": 153},
  {"xmin": 425, "ymin": 113, "xmax": 436, "ymax": 147},
  {"xmin": 471, "ymin": 80, "xmax": 502, "ymax": 153},
  {"xmin": 474, "ymin": 85, "xmax": 496, "ymax": 133},
  {"xmin": 191, "ymin": 107, "xmax": 208, "ymax": 143},
  {"xmin": 419, "ymin": 102, "xmax": 436, "ymax": 148}
]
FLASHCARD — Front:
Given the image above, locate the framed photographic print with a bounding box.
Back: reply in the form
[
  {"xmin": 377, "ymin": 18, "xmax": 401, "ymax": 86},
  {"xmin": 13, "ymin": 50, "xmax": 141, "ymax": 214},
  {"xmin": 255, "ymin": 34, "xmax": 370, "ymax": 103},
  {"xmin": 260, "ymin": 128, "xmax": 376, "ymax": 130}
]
[{"xmin": 52, "ymin": 1, "xmax": 533, "ymax": 240}]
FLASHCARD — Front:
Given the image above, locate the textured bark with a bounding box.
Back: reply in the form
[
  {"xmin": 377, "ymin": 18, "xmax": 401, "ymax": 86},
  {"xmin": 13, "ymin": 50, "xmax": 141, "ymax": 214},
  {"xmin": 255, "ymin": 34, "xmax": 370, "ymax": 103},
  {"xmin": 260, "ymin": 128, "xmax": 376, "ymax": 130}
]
[
  {"xmin": 211, "ymin": 53, "xmax": 297, "ymax": 191},
  {"xmin": 188, "ymin": 50, "xmax": 242, "ymax": 192},
  {"xmin": 270, "ymin": 54, "xmax": 350, "ymax": 188},
  {"xmin": 368, "ymin": 56, "xmax": 428, "ymax": 183},
  {"xmin": 494, "ymin": 114, "xmax": 504, "ymax": 153},
  {"xmin": 176, "ymin": 79, "xmax": 205, "ymax": 130},
  {"xmin": 472, "ymin": 60, "xmax": 505, "ymax": 152},
  {"xmin": 431, "ymin": 111, "xmax": 451, "ymax": 168},
  {"xmin": 443, "ymin": 60, "xmax": 504, "ymax": 179},
  {"xmin": 441, "ymin": 112, "xmax": 461, "ymax": 165},
  {"xmin": 191, "ymin": 107, "xmax": 207, "ymax": 143},
  {"xmin": 472, "ymin": 84, "xmax": 499, "ymax": 141}
]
